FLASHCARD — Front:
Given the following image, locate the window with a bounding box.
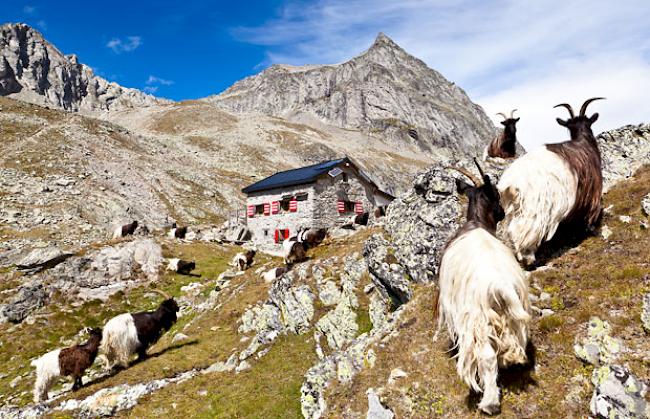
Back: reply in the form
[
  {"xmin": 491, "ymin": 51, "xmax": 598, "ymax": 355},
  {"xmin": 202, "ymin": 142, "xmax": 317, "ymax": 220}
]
[
  {"xmin": 342, "ymin": 173, "xmax": 348, "ymax": 183},
  {"xmin": 263, "ymin": 229, "xmax": 269, "ymax": 237},
  {"xmin": 337, "ymin": 200, "xmax": 362, "ymax": 214},
  {"xmin": 274, "ymin": 229, "xmax": 290, "ymax": 243},
  {"xmin": 344, "ymin": 201, "xmax": 355, "ymax": 212},
  {"xmin": 255, "ymin": 204, "xmax": 265, "ymax": 215},
  {"xmin": 281, "ymin": 197, "xmax": 291, "ymax": 211},
  {"xmin": 296, "ymin": 193, "xmax": 308, "ymax": 201}
]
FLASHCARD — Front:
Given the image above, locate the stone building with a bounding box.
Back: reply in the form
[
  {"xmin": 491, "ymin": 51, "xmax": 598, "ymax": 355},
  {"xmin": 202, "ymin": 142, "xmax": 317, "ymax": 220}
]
[{"xmin": 242, "ymin": 157, "xmax": 393, "ymax": 248}]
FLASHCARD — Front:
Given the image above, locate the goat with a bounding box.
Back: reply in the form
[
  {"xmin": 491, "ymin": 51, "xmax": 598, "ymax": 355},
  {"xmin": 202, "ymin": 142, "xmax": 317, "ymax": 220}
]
[
  {"xmin": 374, "ymin": 206, "xmax": 387, "ymax": 219},
  {"xmin": 100, "ymin": 291, "xmax": 179, "ymax": 370},
  {"xmin": 112, "ymin": 220, "xmax": 138, "ymax": 239},
  {"xmin": 353, "ymin": 212, "xmax": 369, "ymax": 226},
  {"xmin": 31, "ymin": 328, "xmax": 103, "ymax": 403},
  {"xmin": 497, "ymin": 98, "xmax": 605, "ymax": 264},
  {"xmin": 486, "ymin": 109, "xmax": 519, "ymax": 159},
  {"xmin": 283, "ymin": 238, "xmax": 306, "ymax": 266},
  {"xmin": 437, "ymin": 159, "xmax": 530, "ymax": 415},
  {"xmin": 166, "ymin": 258, "xmax": 196, "ymax": 275},
  {"xmin": 231, "ymin": 250, "xmax": 256, "ymax": 271},
  {"xmin": 167, "ymin": 226, "xmax": 188, "ymax": 239},
  {"xmin": 261, "ymin": 267, "xmax": 288, "ymax": 283},
  {"xmin": 297, "ymin": 228, "xmax": 328, "ymax": 250}
]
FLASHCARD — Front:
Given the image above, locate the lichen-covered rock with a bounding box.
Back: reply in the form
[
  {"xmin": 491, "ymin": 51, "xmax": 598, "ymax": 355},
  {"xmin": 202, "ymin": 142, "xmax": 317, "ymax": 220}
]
[
  {"xmin": 641, "ymin": 293, "xmax": 650, "ymax": 333},
  {"xmin": 269, "ymin": 274, "xmax": 315, "ymax": 335},
  {"xmin": 380, "ymin": 163, "xmax": 463, "ymax": 283},
  {"xmin": 317, "ymin": 281, "xmax": 341, "ymax": 307},
  {"xmin": 364, "ymin": 234, "xmax": 412, "ymax": 306},
  {"xmin": 0, "ymin": 282, "xmax": 47, "ymax": 323},
  {"xmin": 15, "ymin": 246, "xmax": 73, "ymax": 274},
  {"xmin": 598, "ymin": 124, "xmax": 650, "ymax": 191},
  {"xmin": 574, "ymin": 317, "xmax": 621, "ymax": 366},
  {"xmin": 367, "ymin": 388, "xmax": 395, "ymax": 419},
  {"xmin": 316, "ymin": 296, "xmax": 358, "ymax": 350},
  {"xmin": 239, "ymin": 303, "xmax": 283, "ymax": 335},
  {"xmin": 642, "ymin": 193, "xmax": 650, "ymax": 217},
  {"xmin": 590, "ymin": 365, "xmax": 649, "ymax": 419}
]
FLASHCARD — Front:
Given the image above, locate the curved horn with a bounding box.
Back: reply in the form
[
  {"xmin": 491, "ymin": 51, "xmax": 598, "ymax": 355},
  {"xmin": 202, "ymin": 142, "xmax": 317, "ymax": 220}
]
[
  {"xmin": 445, "ymin": 166, "xmax": 481, "ymax": 187},
  {"xmin": 473, "ymin": 157, "xmax": 486, "ymax": 179},
  {"xmin": 510, "ymin": 109, "xmax": 518, "ymax": 118},
  {"xmin": 579, "ymin": 97, "xmax": 605, "ymax": 116},
  {"xmin": 151, "ymin": 289, "xmax": 171, "ymax": 300},
  {"xmin": 553, "ymin": 103, "xmax": 575, "ymax": 118},
  {"xmin": 496, "ymin": 112, "xmax": 508, "ymax": 120}
]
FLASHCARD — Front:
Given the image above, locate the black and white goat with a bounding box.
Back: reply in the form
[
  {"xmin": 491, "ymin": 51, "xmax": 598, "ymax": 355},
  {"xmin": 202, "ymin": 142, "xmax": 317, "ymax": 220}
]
[
  {"xmin": 437, "ymin": 159, "xmax": 530, "ymax": 415},
  {"xmin": 231, "ymin": 250, "xmax": 256, "ymax": 271},
  {"xmin": 166, "ymin": 258, "xmax": 196, "ymax": 275},
  {"xmin": 112, "ymin": 220, "xmax": 138, "ymax": 239},
  {"xmin": 497, "ymin": 98, "xmax": 605, "ymax": 264},
  {"xmin": 261, "ymin": 266, "xmax": 288, "ymax": 283},
  {"xmin": 297, "ymin": 228, "xmax": 328, "ymax": 249},
  {"xmin": 486, "ymin": 109, "xmax": 519, "ymax": 159},
  {"xmin": 282, "ymin": 238, "xmax": 306, "ymax": 266},
  {"xmin": 168, "ymin": 225, "xmax": 188, "ymax": 239},
  {"xmin": 100, "ymin": 291, "xmax": 179, "ymax": 370},
  {"xmin": 31, "ymin": 328, "xmax": 103, "ymax": 402}
]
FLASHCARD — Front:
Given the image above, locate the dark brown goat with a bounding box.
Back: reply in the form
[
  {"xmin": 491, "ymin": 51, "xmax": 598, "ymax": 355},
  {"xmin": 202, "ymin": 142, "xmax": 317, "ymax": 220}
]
[
  {"xmin": 446, "ymin": 159, "xmax": 505, "ymax": 247},
  {"xmin": 174, "ymin": 226, "xmax": 188, "ymax": 239},
  {"xmin": 59, "ymin": 328, "xmax": 103, "ymax": 390},
  {"xmin": 132, "ymin": 297, "xmax": 179, "ymax": 361},
  {"xmin": 546, "ymin": 97, "xmax": 605, "ymax": 227},
  {"xmin": 301, "ymin": 228, "xmax": 328, "ymax": 249},
  {"xmin": 121, "ymin": 220, "xmax": 138, "ymax": 237},
  {"xmin": 487, "ymin": 110, "xmax": 519, "ymax": 159}
]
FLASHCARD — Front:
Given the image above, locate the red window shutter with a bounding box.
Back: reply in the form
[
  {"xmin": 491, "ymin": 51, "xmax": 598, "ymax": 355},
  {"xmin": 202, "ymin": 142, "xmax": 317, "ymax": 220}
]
[
  {"xmin": 247, "ymin": 205, "xmax": 255, "ymax": 217},
  {"xmin": 274, "ymin": 230, "xmax": 279, "ymax": 243},
  {"xmin": 289, "ymin": 198, "xmax": 297, "ymax": 212},
  {"xmin": 337, "ymin": 200, "xmax": 345, "ymax": 213},
  {"xmin": 271, "ymin": 201, "xmax": 279, "ymax": 214},
  {"xmin": 264, "ymin": 202, "xmax": 270, "ymax": 216},
  {"xmin": 355, "ymin": 201, "xmax": 364, "ymax": 214}
]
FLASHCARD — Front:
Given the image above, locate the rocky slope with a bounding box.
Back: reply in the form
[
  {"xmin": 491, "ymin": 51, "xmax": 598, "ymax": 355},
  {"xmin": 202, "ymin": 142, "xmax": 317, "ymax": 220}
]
[
  {"xmin": 0, "ymin": 23, "xmax": 164, "ymax": 112},
  {"xmin": 207, "ymin": 33, "xmax": 495, "ymax": 158}
]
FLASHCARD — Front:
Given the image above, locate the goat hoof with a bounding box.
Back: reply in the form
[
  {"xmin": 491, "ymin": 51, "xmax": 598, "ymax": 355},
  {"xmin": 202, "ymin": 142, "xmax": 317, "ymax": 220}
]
[{"xmin": 479, "ymin": 402, "xmax": 501, "ymax": 416}]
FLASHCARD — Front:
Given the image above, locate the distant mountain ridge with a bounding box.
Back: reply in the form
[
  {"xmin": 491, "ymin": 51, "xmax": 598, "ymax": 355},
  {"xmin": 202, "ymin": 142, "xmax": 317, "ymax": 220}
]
[
  {"xmin": 0, "ymin": 23, "xmax": 165, "ymax": 112},
  {"xmin": 207, "ymin": 33, "xmax": 495, "ymax": 156}
]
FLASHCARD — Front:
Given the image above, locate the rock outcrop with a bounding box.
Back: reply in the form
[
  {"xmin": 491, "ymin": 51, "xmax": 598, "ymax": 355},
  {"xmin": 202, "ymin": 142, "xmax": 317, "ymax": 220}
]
[
  {"xmin": 209, "ymin": 33, "xmax": 495, "ymax": 158},
  {"xmin": 0, "ymin": 23, "xmax": 165, "ymax": 112},
  {"xmin": 598, "ymin": 123, "xmax": 650, "ymax": 190}
]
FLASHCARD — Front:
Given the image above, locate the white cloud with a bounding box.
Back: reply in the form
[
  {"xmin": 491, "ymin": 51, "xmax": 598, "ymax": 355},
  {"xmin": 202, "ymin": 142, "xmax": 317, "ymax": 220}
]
[
  {"xmin": 23, "ymin": 5, "xmax": 35, "ymax": 15},
  {"xmin": 146, "ymin": 75, "xmax": 174, "ymax": 86},
  {"xmin": 106, "ymin": 36, "xmax": 142, "ymax": 54},
  {"xmin": 143, "ymin": 86, "xmax": 159, "ymax": 94},
  {"xmin": 234, "ymin": 0, "xmax": 650, "ymax": 147}
]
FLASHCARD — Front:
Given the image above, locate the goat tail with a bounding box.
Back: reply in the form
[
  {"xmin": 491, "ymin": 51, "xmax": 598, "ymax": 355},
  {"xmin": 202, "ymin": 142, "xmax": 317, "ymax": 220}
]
[
  {"xmin": 454, "ymin": 309, "xmax": 492, "ymax": 392},
  {"xmin": 490, "ymin": 285, "xmax": 530, "ymax": 367}
]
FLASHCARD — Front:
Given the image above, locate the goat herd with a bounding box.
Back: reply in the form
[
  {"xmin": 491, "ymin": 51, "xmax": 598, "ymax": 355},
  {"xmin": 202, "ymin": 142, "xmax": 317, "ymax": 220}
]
[
  {"xmin": 30, "ymin": 98, "xmax": 606, "ymax": 415},
  {"xmin": 437, "ymin": 97, "xmax": 606, "ymax": 414}
]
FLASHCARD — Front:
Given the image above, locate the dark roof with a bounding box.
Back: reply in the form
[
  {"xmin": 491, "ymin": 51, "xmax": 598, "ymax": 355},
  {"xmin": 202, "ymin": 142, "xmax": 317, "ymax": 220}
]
[{"xmin": 242, "ymin": 158, "xmax": 348, "ymax": 194}]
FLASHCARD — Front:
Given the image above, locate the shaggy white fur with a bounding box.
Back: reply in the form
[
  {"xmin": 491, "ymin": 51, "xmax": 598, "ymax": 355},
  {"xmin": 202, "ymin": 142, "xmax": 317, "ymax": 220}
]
[
  {"xmin": 112, "ymin": 225, "xmax": 123, "ymax": 239},
  {"xmin": 31, "ymin": 349, "xmax": 62, "ymax": 403},
  {"xmin": 261, "ymin": 268, "xmax": 284, "ymax": 283},
  {"xmin": 166, "ymin": 258, "xmax": 180, "ymax": 272},
  {"xmin": 497, "ymin": 147, "xmax": 577, "ymax": 264},
  {"xmin": 100, "ymin": 313, "xmax": 139, "ymax": 370},
  {"xmin": 437, "ymin": 228, "xmax": 531, "ymax": 414},
  {"xmin": 230, "ymin": 253, "xmax": 248, "ymax": 271}
]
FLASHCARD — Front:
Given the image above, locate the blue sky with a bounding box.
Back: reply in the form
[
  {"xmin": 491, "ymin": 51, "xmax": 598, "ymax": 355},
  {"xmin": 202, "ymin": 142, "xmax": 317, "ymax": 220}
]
[{"xmin": 3, "ymin": 0, "xmax": 650, "ymax": 147}]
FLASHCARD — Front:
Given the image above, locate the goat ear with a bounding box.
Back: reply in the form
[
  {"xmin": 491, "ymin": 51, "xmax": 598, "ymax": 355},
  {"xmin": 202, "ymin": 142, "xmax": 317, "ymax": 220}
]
[
  {"xmin": 500, "ymin": 120, "xmax": 506, "ymax": 126},
  {"xmin": 589, "ymin": 113, "xmax": 599, "ymax": 124},
  {"xmin": 514, "ymin": 117, "xmax": 520, "ymax": 123},
  {"xmin": 455, "ymin": 178, "xmax": 473, "ymax": 195},
  {"xmin": 556, "ymin": 118, "xmax": 567, "ymax": 127}
]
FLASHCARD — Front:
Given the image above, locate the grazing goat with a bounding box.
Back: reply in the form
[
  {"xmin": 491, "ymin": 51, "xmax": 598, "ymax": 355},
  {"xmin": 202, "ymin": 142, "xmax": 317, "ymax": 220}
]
[
  {"xmin": 261, "ymin": 267, "xmax": 288, "ymax": 283},
  {"xmin": 437, "ymin": 159, "xmax": 530, "ymax": 415},
  {"xmin": 231, "ymin": 250, "xmax": 256, "ymax": 271},
  {"xmin": 297, "ymin": 228, "xmax": 328, "ymax": 250},
  {"xmin": 167, "ymin": 258, "xmax": 196, "ymax": 275},
  {"xmin": 283, "ymin": 238, "xmax": 306, "ymax": 266},
  {"xmin": 374, "ymin": 206, "xmax": 387, "ymax": 219},
  {"xmin": 100, "ymin": 291, "xmax": 179, "ymax": 370},
  {"xmin": 486, "ymin": 109, "xmax": 519, "ymax": 159},
  {"xmin": 497, "ymin": 98, "xmax": 605, "ymax": 264},
  {"xmin": 31, "ymin": 328, "xmax": 103, "ymax": 403},
  {"xmin": 112, "ymin": 220, "xmax": 138, "ymax": 239},
  {"xmin": 167, "ymin": 226, "xmax": 188, "ymax": 239}
]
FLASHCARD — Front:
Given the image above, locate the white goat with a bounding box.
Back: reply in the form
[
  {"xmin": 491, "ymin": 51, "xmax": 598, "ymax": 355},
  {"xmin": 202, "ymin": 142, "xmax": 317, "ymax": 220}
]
[
  {"xmin": 437, "ymin": 161, "xmax": 531, "ymax": 415},
  {"xmin": 497, "ymin": 98, "xmax": 605, "ymax": 264}
]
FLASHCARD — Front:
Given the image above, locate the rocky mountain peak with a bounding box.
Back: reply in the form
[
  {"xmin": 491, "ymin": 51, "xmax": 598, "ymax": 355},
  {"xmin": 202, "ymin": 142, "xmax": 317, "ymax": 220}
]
[
  {"xmin": 208, "ymin": 34, "xmax": 495, "ymax": 157},
  {"xmin": 0, "ymin": 22, "xmax": 165, "ymax": 112}
]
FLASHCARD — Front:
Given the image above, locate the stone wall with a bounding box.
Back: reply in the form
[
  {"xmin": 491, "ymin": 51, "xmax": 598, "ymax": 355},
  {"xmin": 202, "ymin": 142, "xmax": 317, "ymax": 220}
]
[{"xmin": 312, "ymin": 166, "xmax": 377, "ymax": 229}]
